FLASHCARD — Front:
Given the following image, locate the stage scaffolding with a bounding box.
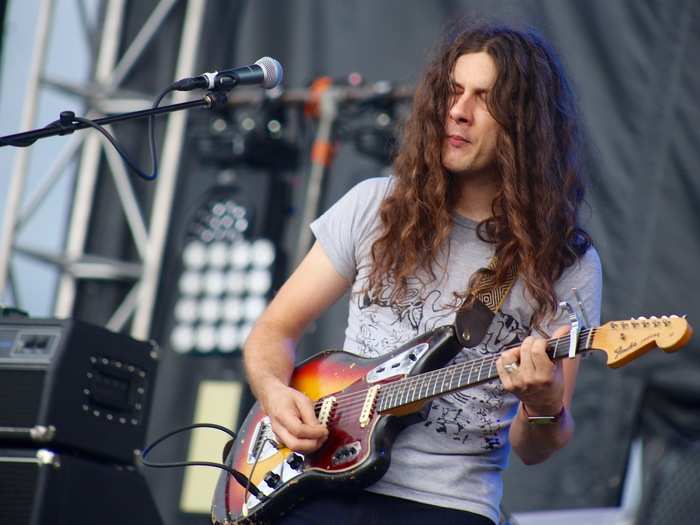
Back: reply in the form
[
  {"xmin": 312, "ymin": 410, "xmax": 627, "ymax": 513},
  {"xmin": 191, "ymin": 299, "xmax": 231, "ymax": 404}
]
[{"xmin": 0, "ymin": 0, "xmax": 206, "ymax": 339}]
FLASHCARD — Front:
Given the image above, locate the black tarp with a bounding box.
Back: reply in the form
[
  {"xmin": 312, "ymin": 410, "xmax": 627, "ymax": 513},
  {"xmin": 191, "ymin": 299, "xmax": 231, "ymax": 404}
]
[{"xmin": 73, "ymin": 1, "xmax": 700, "ymax": 523}]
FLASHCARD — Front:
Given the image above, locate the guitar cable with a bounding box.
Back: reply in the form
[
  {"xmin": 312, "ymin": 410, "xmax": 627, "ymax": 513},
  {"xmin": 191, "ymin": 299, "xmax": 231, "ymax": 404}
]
[{"xmin": 140, "ymin": 422, "xmax": 269, "ymax": 502}]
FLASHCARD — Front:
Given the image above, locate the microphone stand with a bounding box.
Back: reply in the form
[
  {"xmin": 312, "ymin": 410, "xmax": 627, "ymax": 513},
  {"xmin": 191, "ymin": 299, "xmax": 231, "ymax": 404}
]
[{"xmin": 0, "ymin": 91, "xmax": 229, "ymax": 148}]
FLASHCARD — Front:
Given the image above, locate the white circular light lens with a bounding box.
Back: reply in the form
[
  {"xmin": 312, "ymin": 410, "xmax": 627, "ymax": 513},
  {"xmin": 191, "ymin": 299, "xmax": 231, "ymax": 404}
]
[
  {"xmin": 204, "ymin": 270, "xmax": 226, "ymax": 296},
  {"xmin": 200, "ymin": 229, "xmax": 215, "ymax": 243},
  {"xmin": 179, "ymin": 271, "xmax": 202, "ymax": 296},
  {"xmin": 212, "ymin": 202, "xmax": 227, "ymax": 216},
  {"xmin": 217, "ymin": 325, "xmax": 239, "ymax": 353},
  {"xmin": 171, "ymin": 325, "xmax": 195, "ymax": 354},
  {"xmin": 223, "ymin": 298, "xmax": 243, "ymax": 322},
  {"xmin": 251, "ymin": 239, "xmax": 275, "ymax": 267},
  {"xmin": 248, "ymin": 269, "xmax": 272, "ymax": 295},
  {"xmin": 174, "ymin": 298, "xmax": 198, "ymax": 322},
  {"xmin": 244, "ymin": 296, "xmax": 267, "ymax": 321},
  {"xmin": 183, "ymin": 241, "xmax": 207, "ymax": 270},
  {"xmin": 225, "ymin": 271, "xmax": 246, "ymax": 295},
  {"xmin": 230, "ymin": 241, "xmax": 251, "ymax": 268},
  {"xmin": 195, "ymin": 325, "xmax": 217, "ymax": 353},
  {"xmin": 234, "ymin": 218, "xmax": 249, "ymax": 232},
  {"xmin": 200, "ymin": 297, "xmax": 222, "ymax": 323},
  {"xmin": 208, "ymin": 242, "xmax": 228, "ymax": 268}
]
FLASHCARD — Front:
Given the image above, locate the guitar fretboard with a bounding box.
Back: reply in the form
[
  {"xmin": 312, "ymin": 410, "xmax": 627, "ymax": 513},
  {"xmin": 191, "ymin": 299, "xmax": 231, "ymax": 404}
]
[{"xmin": 377, "ymin": 328, "xmax": 595, "ymax": 412}]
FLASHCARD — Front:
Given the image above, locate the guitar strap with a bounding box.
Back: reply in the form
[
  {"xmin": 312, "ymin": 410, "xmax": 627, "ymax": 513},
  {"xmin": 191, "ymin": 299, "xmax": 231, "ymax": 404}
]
[{"xmin": 454, "ymin": 258, "xmax": 517, "ymax": 348}]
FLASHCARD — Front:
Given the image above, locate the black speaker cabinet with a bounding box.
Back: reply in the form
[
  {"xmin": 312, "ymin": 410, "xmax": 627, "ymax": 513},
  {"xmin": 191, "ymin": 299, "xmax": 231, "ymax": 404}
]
[
  {"xmin": 0, "ymin": 318, "xmax": 158, "ymax": 464},
  {"xmin": 0, "ymin": 448, "xmax": 163, "ymax": 525}
]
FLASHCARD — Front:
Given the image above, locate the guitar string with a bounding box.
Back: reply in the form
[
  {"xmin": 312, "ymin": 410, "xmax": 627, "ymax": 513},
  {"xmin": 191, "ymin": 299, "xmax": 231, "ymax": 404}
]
[
  {"xmin": 311, "ymin": 354, "xmax": 500, "ymax": 414},
  {"xmin": 320, "ymin": 332, "xmax": 595, "ymax": 421},
  {"xmin": 310, "ymin": 332, "xmax": 581, "ymax": 414},
  {"xmin": 310, "ymin": 330, "xmax": 594, "ymax": 414},
  {"xmin": 319, "ymin": 354, "xmax": 505, "ymax": 419},
  {"xmin": 314, "ymin": 347, "xmax": 551, "ymax": 420},
  {"xmin": 376, "ymin": 327, "xmax": 599, "ymax": 409}
]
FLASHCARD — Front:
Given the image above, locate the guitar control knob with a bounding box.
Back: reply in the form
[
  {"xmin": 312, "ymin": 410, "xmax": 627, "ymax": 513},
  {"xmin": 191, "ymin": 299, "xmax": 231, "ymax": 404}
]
[
  {"xmin": 286, "ymin": 453, "xmax": 304, "ymax": 470},
  {"xmin": 264, "ymin": 471, "xmax": 281, "ymax": 489}
]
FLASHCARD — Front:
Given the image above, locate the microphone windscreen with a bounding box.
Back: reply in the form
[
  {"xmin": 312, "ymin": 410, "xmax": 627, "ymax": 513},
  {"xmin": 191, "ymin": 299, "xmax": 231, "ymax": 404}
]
[{"xmin": 255, "ymin": 57, "xmax": 284, "ymax": 89}]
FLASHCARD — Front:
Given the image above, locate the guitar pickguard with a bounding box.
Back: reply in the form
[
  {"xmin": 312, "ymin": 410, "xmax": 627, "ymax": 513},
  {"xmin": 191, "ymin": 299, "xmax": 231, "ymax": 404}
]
[{"xmin": 365, "ymin": 342, "xmax": 430, "ymax": 383}]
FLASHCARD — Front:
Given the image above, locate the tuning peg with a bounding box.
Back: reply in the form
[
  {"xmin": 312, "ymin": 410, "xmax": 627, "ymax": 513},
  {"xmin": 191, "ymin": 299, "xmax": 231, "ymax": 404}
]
[{"xmin": 638, "ymin": 316, "xmax": 647, "ymax": 321}]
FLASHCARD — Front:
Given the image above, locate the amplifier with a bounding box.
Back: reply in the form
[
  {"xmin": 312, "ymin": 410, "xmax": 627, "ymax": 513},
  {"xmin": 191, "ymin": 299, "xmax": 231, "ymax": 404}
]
[
  {"xmin": 0, "ymin": 447, "xmax": 162, "ymax": 525},
  {"xmin": 0, "ymin": 318, "xmax": 158, "ymax": 464}
]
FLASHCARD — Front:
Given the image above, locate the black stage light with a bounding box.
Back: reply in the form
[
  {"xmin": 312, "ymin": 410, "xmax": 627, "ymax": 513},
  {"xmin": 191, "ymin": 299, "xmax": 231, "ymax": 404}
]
[{"xmin": 193, "ymin": 98, "xmax": 300, "ymax": 171}]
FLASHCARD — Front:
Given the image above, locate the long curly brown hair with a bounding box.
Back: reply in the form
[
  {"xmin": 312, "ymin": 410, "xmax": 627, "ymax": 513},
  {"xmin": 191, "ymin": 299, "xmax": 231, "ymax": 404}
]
[{"xmin": 367, "ymin": 23, "xmax": 591, "ymax": 330}]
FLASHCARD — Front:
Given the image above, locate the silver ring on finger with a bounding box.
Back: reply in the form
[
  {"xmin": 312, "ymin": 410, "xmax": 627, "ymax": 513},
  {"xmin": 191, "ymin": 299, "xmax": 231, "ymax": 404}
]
[{"xmin": 504, "ymin": 362, "xmax": 519, "ymax": 374}]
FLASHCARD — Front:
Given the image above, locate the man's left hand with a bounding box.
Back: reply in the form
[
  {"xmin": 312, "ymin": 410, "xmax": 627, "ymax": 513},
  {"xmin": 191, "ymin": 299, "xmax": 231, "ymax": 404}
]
[{"xmin": 496, "ymin": 326, "xmax": 570, "ymax": 416}]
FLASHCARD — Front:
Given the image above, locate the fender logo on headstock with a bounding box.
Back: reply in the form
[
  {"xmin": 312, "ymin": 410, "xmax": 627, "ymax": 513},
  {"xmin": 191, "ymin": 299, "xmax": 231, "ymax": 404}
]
[{"xmin": 614, "ymin": 332, "xmax": 659, "ymax": 357}]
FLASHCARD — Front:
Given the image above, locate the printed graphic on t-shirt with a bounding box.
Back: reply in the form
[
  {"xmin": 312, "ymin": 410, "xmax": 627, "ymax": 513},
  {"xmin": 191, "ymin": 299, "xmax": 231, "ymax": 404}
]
[
  {"xmin": 355, "ymin": 272, "xmax": 462, "ymax": 356},
  {"xmin": 425, "ymin": 311, "xmax": 526, "ymax": 449},
  {"xmin": 354, "ymin": 271, "xmax": 525, "ymax": 450}
]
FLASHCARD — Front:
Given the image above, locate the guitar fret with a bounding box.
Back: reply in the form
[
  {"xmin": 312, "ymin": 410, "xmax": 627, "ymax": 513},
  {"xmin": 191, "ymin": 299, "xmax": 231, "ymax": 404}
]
[
  {"xmin": 399, "ymin": 382, "xmax": 407, "ymax": 406},
  {"xmin": 410, "ymin": 377, "xmax": 419, "ymax": 403},
  {"xmin": 384, "ymin": 327, "xmax": 598, "ymax": 411}
]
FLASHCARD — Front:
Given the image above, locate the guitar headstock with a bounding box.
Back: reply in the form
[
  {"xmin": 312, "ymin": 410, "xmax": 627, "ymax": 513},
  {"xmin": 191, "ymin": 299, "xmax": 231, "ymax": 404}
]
[{"xmin": 591, "ymin": 315, "xmax": 693, "ymax": 368}]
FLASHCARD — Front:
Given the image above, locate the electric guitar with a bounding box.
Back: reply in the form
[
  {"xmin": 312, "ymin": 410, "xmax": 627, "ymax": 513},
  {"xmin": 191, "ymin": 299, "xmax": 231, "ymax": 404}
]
[{"xmin": 211, "ymin": 316, "xmax": 692, "ymax": 524}]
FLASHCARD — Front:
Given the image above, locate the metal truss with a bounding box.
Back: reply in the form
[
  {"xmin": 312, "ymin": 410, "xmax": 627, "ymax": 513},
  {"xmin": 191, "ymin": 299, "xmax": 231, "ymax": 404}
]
[{"xmin": 0, "ymin": 0, "xmax": 207, "ymax": 339}]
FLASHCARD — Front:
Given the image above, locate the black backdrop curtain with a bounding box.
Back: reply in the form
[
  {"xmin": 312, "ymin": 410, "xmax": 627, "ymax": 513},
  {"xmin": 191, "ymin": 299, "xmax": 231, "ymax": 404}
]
[
  {"xmin": 74, "ymin": 1, "xmax": 700, "ymax": 522},
  {"xmin": 223, "ymin": 0, "xmax": 700, "ymax": 512}
]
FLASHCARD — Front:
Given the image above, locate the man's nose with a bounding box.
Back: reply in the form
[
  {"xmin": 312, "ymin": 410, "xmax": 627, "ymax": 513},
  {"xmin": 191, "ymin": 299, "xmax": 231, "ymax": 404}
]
[{"xmin": 449, "ymin": 94, "xmax": 475, "ymax": 124}]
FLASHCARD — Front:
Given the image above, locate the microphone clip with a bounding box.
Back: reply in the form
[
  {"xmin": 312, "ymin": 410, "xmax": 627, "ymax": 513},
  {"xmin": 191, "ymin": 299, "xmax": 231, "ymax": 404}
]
[{"xmin": 204, "ymin": 91, "xmax": 229, "ymax": 112}]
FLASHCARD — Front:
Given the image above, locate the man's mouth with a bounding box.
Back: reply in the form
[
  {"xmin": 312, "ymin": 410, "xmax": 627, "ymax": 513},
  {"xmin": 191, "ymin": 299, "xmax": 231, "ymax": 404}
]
[{"xmin": 447, "ymin": 134, "xmax": 471, "ymax": 146}]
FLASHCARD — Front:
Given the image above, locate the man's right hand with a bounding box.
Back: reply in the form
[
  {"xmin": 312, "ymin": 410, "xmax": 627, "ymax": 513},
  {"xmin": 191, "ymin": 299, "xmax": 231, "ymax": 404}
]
[{"xmin": 260, "ymin": 380, "xmax": 329, "ymax": 454}]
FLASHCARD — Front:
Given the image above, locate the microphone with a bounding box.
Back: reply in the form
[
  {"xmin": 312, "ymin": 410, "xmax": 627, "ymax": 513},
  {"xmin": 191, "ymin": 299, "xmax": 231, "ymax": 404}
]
[{"xmin": 173, "ymin": 57, "xmax": 283, "ymax": 92}]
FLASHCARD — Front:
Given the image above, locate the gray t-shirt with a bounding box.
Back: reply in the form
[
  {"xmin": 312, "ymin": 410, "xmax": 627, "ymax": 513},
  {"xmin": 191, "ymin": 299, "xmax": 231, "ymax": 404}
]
[{"xmin": 310, "ymin": 176, "xmax": 602, "ymax": 523}]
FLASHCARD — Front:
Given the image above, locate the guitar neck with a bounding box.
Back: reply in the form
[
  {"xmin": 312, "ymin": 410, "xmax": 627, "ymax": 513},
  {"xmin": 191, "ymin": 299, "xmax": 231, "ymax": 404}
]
[{"xmin": 377, "ymin": 328, "xmax": 595, "ymax": 412}]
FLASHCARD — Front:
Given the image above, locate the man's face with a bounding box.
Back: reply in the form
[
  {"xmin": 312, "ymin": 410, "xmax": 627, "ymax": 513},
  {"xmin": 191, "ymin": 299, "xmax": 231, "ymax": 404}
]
[{"xmin": 442, "ymin": 52, "xmax": 501, "ymax": 178}]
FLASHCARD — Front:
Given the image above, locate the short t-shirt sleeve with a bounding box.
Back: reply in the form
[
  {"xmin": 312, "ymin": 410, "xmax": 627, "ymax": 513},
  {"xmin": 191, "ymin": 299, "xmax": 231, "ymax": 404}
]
[
  {"xmin": 309, "ymin": 177, "xmax": 391, "ymax": 281},
  {"xmin": 542, "ymin": 246, "xmax": 603, "ymax": 335}
]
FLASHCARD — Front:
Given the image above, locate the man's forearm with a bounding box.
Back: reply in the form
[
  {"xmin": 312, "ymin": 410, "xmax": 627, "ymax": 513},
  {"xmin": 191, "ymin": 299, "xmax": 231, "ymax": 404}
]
[
  {"xmin": 509, "ymin": 404, "xmax": 574, "ymax": 465},
  {"xmin": 243, "ymin": 320, "xmax": 297, "ymax": 407}
]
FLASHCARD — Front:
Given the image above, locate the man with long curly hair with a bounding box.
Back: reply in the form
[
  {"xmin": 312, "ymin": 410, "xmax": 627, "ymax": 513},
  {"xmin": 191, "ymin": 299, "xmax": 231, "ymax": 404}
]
[{"xmin": 243, "ymin": 23, "xmax": 602, "ymax": 525}]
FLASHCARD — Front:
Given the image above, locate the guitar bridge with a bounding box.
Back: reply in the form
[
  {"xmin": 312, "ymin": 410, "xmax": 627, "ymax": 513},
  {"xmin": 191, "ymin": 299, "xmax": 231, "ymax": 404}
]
[{"xmin": 247, "ymin": 416, "xmax": 279, "ymax": 464}]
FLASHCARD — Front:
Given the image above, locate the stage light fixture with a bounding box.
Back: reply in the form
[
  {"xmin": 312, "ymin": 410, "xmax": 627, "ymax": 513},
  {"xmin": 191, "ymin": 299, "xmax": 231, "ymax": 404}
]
[{"xmin": 169, "ymin": 193, "xmax": 277, "ymax": 355}]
